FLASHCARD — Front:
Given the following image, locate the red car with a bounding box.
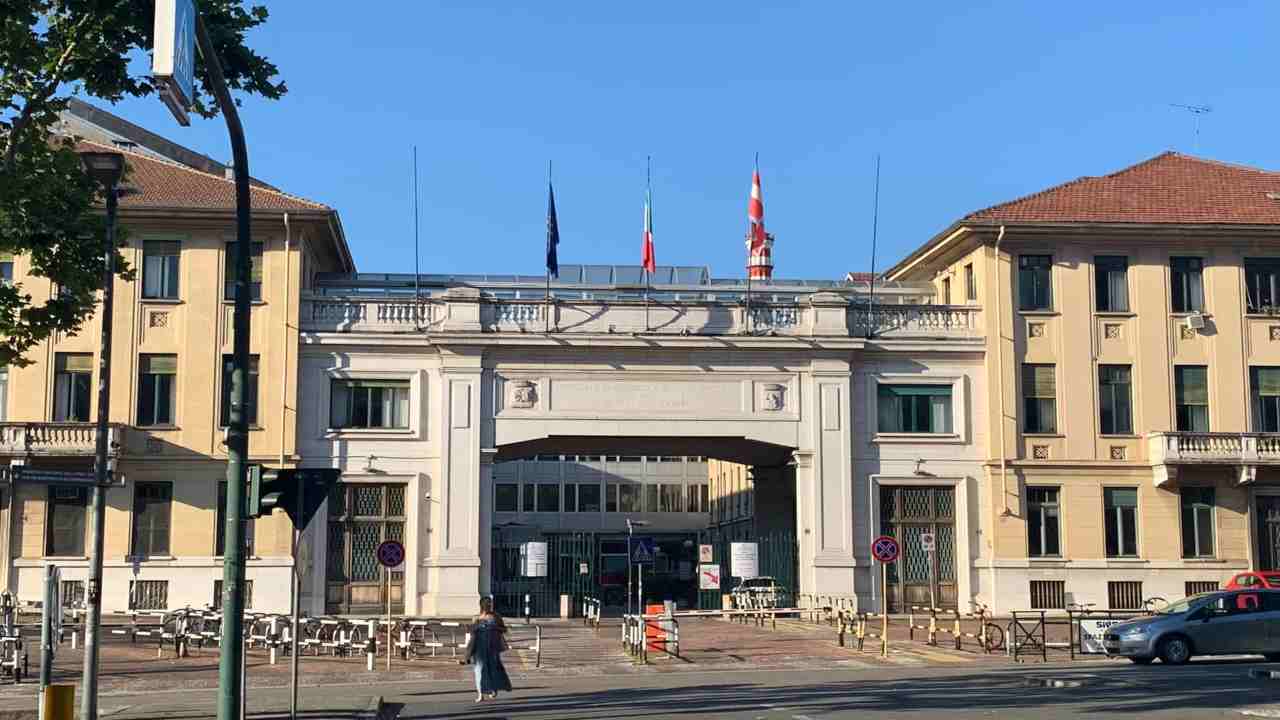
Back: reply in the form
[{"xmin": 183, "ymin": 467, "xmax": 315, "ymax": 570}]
[{"xmin": 1225, "ymin": 571, "xmax": 1280, "ymax": 589}]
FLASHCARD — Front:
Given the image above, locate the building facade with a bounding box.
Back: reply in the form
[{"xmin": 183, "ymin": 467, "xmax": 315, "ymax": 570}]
[
  {"xmin": 0, "ymin": 106, "xmax": 353, "ymax": 612},
  {"xmin": 887, "ymin": 152, "xmax": 1280, "ymax": 611},
  {"xmin": 295, "ymin": 268, "xmax": 985, "ymax": 617}
]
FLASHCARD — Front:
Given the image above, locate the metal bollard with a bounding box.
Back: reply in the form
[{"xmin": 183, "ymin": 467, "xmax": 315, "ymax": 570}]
[
  {"xmin": 524, "ymin": 594, "xmax": 531, "ymax": 625},
  {"xmin": 365, "ymin": 619, "xmax": 376, "ymax": 671},
  {"xmin": 928, "ymin": 608, "xmax": 938, "ymax": 647},
  {"xmin": 534, "ymin": 625, "xmax": 543, "ymax": 668}
]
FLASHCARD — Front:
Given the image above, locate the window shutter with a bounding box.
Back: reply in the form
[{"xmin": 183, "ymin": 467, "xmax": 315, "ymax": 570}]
[
  {"xmin": 58, "ymin": 354, "xmax": 93, "ymax": 373},
  {"xmin": 140, "ymin": 355, "xmax": 177, "ymax": 374},
  {"xmin": 1106, "ymin": 488, "xmax": 1138, "ymax": 507},
  {"xmin": 1024, "ymin": 365, "xmax": 1055, "ymax": 398}
]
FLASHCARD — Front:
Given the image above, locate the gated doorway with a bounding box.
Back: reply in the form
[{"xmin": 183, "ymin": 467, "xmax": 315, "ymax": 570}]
[
  {"xmin": 1258, "ymin": 496, "xmax": 1280, "ymax": 571},
  {"xmin": 880, "ymin": 485, "xmax": 956, "ymax": 612},
  {"xmin": 326, "ymin": 483, "xmax": 406, "ymax": 614}
]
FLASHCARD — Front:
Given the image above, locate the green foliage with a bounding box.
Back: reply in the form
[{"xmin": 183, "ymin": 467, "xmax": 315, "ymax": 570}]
[{"xmin": 0, "ymin": 0, "xmax": 285, "ymax": 367}]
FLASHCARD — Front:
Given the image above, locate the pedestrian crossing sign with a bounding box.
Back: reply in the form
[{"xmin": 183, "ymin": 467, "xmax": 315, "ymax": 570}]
[{"xmin": 631, "ymin": 538, "xmax": 656, "ymax": 563}]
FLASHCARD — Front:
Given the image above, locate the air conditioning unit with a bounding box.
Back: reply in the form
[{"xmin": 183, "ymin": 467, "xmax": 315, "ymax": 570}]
[{"xmin": 1185, "ymin": 313, "xmax": 1206, "ymax": 331}]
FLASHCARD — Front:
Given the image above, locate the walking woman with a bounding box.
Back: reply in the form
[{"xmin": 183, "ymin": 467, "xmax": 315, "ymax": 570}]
[{"xmin": 462, "ymin": 597, "xmax": 513, "ymax": 702}]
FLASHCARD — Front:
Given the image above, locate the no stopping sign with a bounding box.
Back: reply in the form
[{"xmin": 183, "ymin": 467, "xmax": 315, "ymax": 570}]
[{"xmin": 872, "ymin": 535, "xmax": 900, "ymax": 563}]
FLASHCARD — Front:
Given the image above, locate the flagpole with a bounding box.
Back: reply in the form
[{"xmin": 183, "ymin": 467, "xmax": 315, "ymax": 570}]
[
  {"xmin": 866, "ymin": 154, "xmax": 881, "ymax": 339},
  {"xmin": 645, "ymin": 156, "xmax": 652, "ymax": 333},
  {"xmin": 412, "ymin": 145, "xmax": 421, "ymax": 329},
  {"xmin": 745, "ymin": 153, "xmax": 758, "ymax": 335},
  {"xmin": 546, "ymin": 160, "xmax": 553, "ymax": 333}
]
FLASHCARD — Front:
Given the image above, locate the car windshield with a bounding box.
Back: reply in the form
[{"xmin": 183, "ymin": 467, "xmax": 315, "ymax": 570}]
[{"xmin": 1156, "ymin": 594, "xmax": 1210, "ymax": 615}]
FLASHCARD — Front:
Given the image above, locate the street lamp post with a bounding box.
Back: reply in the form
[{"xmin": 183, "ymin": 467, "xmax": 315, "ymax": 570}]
[{"xmin": 78, "ymin": 150, "xmax": 125, "ymax": 720}]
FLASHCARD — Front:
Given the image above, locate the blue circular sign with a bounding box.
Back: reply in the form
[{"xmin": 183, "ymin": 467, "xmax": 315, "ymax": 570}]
[{"xmin": 376, "ymin": 540, "xmax": 406, "ymax": 568}]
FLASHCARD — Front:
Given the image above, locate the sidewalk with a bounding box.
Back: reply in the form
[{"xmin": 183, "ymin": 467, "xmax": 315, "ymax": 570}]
[{"xmin": 0, "ymin": 687, "xmax": 383, "ymax": 720}]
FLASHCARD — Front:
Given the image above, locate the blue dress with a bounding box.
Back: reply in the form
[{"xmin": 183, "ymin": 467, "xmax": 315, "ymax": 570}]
[{"xmin": 466, "ymin": 618, "xmax": 513, "ymax": 694}]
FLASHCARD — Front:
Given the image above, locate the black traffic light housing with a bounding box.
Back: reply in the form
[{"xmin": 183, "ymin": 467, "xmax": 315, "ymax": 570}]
[{"xmin": 247, "ymin": 466, "xmax": 341, "ymax": 529}]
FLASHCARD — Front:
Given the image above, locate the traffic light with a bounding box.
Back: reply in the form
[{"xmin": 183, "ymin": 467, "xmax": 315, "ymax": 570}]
[{"xmin": 246, "ymin": 466, "xmax": 341, "ymax": 529}]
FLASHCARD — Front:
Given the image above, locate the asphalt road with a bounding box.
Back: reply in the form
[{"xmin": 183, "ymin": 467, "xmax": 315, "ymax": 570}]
[{"xmin": 388, "ymin": 658, "xmax": 1280, "ymax": 719}]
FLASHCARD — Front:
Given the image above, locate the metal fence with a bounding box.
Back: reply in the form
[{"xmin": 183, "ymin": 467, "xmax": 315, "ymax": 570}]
[
  {"xmin": 490, "ymin": 533, "xmax": 597, "ymax": 618},
  {"xmin": 696, "ymin": 531, "xmax": 798, "ymax": 610}
]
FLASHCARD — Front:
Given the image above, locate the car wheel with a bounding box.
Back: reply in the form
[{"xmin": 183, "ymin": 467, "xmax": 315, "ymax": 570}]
[
  {"xmin": 1158, "ymin": 636, "xmax": 1192, "ymax": 665},
  {"xmin": 1128, "ymin": 657, "xmax": 1154, "ymax": 665}
]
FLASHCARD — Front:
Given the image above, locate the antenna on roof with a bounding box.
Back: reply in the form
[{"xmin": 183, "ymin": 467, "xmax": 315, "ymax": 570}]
[{"xmin": 1169, "ymin": 104, "xmax": 1212, "ymax": 153}]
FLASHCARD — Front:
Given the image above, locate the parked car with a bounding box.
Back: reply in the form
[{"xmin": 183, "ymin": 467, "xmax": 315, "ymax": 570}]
[
  {"xmin": 1103, "ymin": 589, "xmax": 1280, "ymax": 665},
  {"xmin": 732, "ymin": 577, "xmax": 791, "ymax": 608},
  {"xmin": 1225, "ymin": 571, "xmax": 1280, "ymax": 590}
]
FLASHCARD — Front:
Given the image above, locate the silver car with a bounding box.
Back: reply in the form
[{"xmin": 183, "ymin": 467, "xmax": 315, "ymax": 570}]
[{"xmin": 1104, "ymin": 589, "xmax": 1280, "ymax": 665}]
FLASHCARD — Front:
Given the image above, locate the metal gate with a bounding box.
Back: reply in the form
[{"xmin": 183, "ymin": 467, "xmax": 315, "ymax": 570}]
[
  {"xmin": 490, "ymin": 533, "xmax": 596, "ymax": 618},
  {"xmin": 697, "ymin": 531, "xmax": 798, "ymax": 610},
  {"xmin": 880, "ymin": 486, "xmax": 956, "ymax": 612},
  {"xmin": 326, "ymin": 483, "xmax": 406, "ymax": 614},
  {"xmin": 1259, "ymin": 496, "xmax": 1280, "ymax": 571}
]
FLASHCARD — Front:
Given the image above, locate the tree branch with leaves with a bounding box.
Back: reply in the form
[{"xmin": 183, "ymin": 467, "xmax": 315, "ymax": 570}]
[{"xmin": 0, "ymin": 0, "xmax": 286, "ymax": 367}]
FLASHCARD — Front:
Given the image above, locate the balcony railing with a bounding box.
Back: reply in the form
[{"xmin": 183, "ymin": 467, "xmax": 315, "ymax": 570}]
[
  {"xmin": 849, "ymin": 304, "xmax": 982, "ymax": 338},
  {"xmin": 302, "ymin": 293, "xmax": 984, "ymax": 340},
  {"xmin": 1149, "ymin": 432, "xmax": 1280, "ymax": 464},
  {"xmin": 0, "ymin": 423, "xmax": 125, "ymax": 457}
]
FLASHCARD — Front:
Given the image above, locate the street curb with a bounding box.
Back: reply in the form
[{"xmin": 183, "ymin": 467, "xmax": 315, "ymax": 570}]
[{"xmin": 1250, "ymin": 669, "xmax": 1280, "ymax": 680}]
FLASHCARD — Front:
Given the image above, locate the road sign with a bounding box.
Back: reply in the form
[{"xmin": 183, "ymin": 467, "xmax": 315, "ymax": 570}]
[
  {"xmin": 699, "ymin": 564, "xmax": 721, "ymax": 590},
  {"xmin": 2, "ymin": 467, "xmax": 116, "ymax": 486},
  {"xmin": 631, "ymin": 537, "xmax": 656, "ymax": 564},
  {"xmin": 872, "ymin": 535, "xmax": 900, "ymax": 563},
  {"xmin": 376, "ymin": 540, "xmax": 406, "ymax": 571},
  {"xmin": 699, "ymin": 544, "xmax": 714, "ymax": 563},
  {"xmin": 920, "ymin": 532, "xmax": 936, "ymax": 552},
  {"xmin": 152, "ymin": 0, "xmax": 196, "ymax": 125},
  {"xmin": 730, "ymin": 542, "xmax": 759, "ymax": 578}
]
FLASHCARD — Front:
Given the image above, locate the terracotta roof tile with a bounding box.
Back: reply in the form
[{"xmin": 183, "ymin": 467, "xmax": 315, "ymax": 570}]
[
  {"xmin": 76, "ymin": 139, "xmax": 330, "ymax": 213},
  {"xmin": 965, "ymin": 152, "xmax": 1280, "ymax": 225}
]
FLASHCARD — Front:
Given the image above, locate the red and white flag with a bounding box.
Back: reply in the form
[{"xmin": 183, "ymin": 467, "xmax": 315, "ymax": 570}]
[
  {"xmin": 748, "ymin": 163, "xmax": 766, "ymax": 251},
  {"xmin": 642, "ymin": 180, "xmax": 656, "ymax": 274}
]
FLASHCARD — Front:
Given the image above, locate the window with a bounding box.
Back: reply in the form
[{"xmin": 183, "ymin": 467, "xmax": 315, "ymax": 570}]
[
  {"xmin": 329, "ymin": 379, "xmax": 410, "ymax": 429},
  {"xmin": 1104, "ymin": 487, "xmax": 1139, "ymax": 558},
  {"xmin": 213, "ymin": 579, "xmax": 253, "ymax": 611},
  {"xmin": 1094, "ymin": 256, "xmax": 1129, "ymax": 312},
  {"xmin": 605, "ymin": 483, "xmax": 619, "ymax": 512},
  {"xmin": 1018, "ymin": 255, "xmax": 1053, "ymax": 311},
  {"xmin": 1180, "ymin": 487, "xmax": 1215, "ymax": 558},
  {"xmin": 536, "ymin": 483, "xmax": 559, "ymax": 512},
  {"xmin": 224, "ymin": 241, "xmax": 264, "ymax": 301},
  {"xmin": 53, "ymin": 353, "xmax": 92, "ymax": 422},
  {"xmin": 877, "ymin": 384, "xmax": 953, "ymax": 434},
  {"xmin": 964, "ymin": 263, "xmax": 976, "ymax": 301},
  {"xmin": 1251, "ymin": 367, "xmax": 1280, "ymax": 433},
  {"xmin": 1027, "ymin": 487, "xmax": 1060, "ymax": 557},
  {"xmin": 1098, "ymin": 365, "xmax": 1133, "ymax": 435},
  {"xmin": 131, "ymin": 482, "xmax": 172, "ymax": 557},
  {"xmin": 1029, "ymin": 580, "xmax": 1065, "ymax": 610},
  {"xmin": 1022, "ymin": 364, "xmax": 1057, "ymax": 434},
  {"xmin": 660, "ymin": 484, "xmax": 683, "ymax": 513},
  {"xmin": 1186, "ymin": 580, "xmax": 1219, "ymax": 596},
  {"xmin": 687, "ymin": 483, "xmax": 709, "ymax": 513},
  {"xmin": 941, "ymin": 277, "xmax": 952, "ymax": 305},
  {"xmin": 1108, "ymin": 581, "xmax": 1144, "ymax": 610},
  {"xmin": 1175, "ymin": 366, "xmax": 1210, "ymax": 432},
  {"xmin": 494, "ymin": 484, "xmax": 518, "ymax": 512},
  {"xmin": 618, "ymin": 484, "xmax": 640, "ymax": 513},
  {"xmin": 521, "ymin": 484, "xmax": 534, "ymax": 512},
  {"xmin": 136, "ymin": 355, "xmax": 177, "ymax": 427},
  {"xmin": 1245, "ymin": 258, "xmax": 1280, "ymax": 312},
  {"xmin": 1171, "ymin": 257, "xmax": 1204, "ymax": 313},
  {"xmin": 142, "ymin": 240, "xmax": 180, "ymax": 300},
  {"xmin": 578, "ymin": 483, "xmax": 601, "ymax": 512},
  {"xmin": 0, "ymin": 253, "xmax": 12, "ymax": 286},
  {"xmin": 45, "ymin": 486, "xmax": 87, "ymax": 556},
  {"xmin": 129, "ymin": 580, "xmax": 169, "ymax": 611},
  {"xmin": 221, "ymin": 355, "xmax": 260, "ymax": 426},
  {"xmin": 645, "ymin": 484, "xmax": 659, "ymax": 513},
  {"xmin": 215, "ymin": 482, "xmax": 255, "ymax": 557}
]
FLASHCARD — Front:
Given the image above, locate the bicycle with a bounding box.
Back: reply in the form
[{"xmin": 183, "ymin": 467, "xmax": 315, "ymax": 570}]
[
  {"xmin": 1142, "ymin": 596, "xmax": 1168, "ymax": 614},
  {"xmin": 1066, "ymin": 602, "xmax": 1097, "ymax": 616},
  {"xmin": 968, "ymin": 602, "xmax": 1005, "ymax": 653}
]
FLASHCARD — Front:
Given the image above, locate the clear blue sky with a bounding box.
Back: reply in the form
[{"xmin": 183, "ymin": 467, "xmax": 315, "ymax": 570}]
[{"xmin": 103, "ymin": 1, "xmax": 1279, "ymax": 279}]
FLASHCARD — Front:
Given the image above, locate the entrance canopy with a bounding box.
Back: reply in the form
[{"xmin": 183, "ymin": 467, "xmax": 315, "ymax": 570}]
[{"xmin": 495, "ymin": 435, "xmax": 796, "ymax": 467}]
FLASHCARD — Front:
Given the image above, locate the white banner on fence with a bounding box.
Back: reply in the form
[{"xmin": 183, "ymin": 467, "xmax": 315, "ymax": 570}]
[
  {"xmin": 1078, "ymin": 618, "xmax": 1124, "ymax": 654},
  {"xmin": 730, "ymin": 542, "xmax": 759, "ymax": 578}
]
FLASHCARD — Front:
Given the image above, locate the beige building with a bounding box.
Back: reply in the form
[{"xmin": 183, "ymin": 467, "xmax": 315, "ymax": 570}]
[
  {"xmin": 887, "ymin": 152, "xmax": 1280, "ymax": 611},
  {"xmin": 0, "ymin": 105, "xmax": 352, "ymax": 612}
]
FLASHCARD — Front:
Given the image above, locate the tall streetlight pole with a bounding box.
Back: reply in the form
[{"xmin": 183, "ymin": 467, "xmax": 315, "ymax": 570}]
[
  {"xmin": 77, "ymin": 150, "xmax": 125, "ymax": 720},
  {"xmin": 190, "ymin": 11, "xmax": 254, "ymax": 720}
]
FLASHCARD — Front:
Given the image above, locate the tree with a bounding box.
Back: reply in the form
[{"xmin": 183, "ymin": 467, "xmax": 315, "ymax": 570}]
[{"xmin": 0, "ymin": 0, "xmax": 286, "ymax": 367}]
